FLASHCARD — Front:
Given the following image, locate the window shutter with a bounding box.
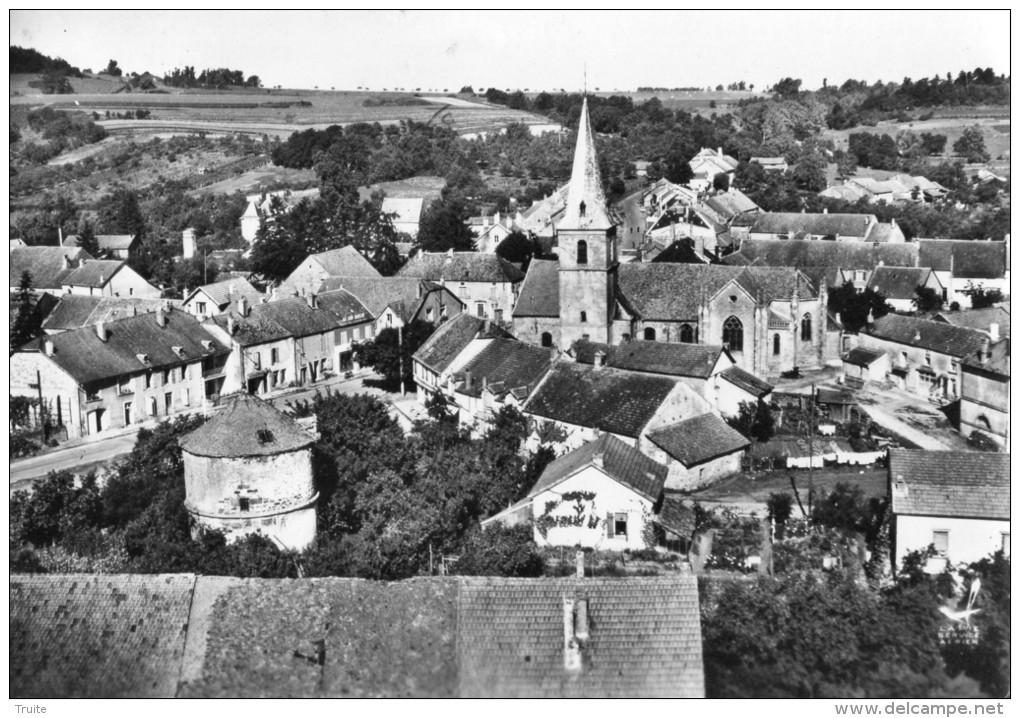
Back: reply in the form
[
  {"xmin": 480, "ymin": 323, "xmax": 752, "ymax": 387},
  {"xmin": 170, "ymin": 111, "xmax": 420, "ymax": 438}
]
[{"xmin": 606, "ymin": 512, "xmax": 615, "ymax": 538}]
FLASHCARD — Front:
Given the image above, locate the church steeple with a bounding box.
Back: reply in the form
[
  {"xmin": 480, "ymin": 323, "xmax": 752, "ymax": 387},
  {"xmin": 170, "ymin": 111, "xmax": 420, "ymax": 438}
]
[{"xmin": 561, "ymin": 98, "xmax": 612, "ymax": 231}]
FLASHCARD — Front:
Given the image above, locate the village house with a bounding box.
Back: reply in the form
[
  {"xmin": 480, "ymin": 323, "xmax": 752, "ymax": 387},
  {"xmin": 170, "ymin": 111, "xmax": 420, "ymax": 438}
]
[
  {"xmin": 317, "ymin": 275, "xmax": 464, "ymax": 333},
  {"xmin": 688, "ymin": 147, "xmax": 739, "ymax": 192},
  {"xmin": 279, "ymin": 245, "xmax": 382, "ymax": 298},
  {"xmin": 204, "ymin": 290, "xmax": 375, "ymax": 395},
  {"xmin": 516, "ymin": 184, "xmax": 569, "ymax": 243},
  {"xmin": 10, "ymin": 307, "xmax": 232, "ymax": 439},
  {"xmin": 182, "ymin": 277, "xmax": 264, "ymax": 320},
  {"xmin": 468, "ymin": 211, "xmax": 524, "ymax": 253},
  {"xmin": 58, "ymin": 258, "xmax": 161, "ymax": 298},
  {"xmin": 10, "ymin": 246, "xmax": 91, "ymax": 294},
  {"xmin": 239, "ymin": 189, "xmax": 321, "ymax": 244},
  {"xmin": 520, "ymin": 362, "xmax": 713, "ymax": 456},
  {"xmin": 854, "ymin": 313, "xmax": 988, "ymax": 402},
  {"xmin": 933, "ymin": 305, "xmax": 1010, "ymax": 338},
  {"xmin": 889, "ymin": 450, "xmax": 1010, "ymax": 572},
  {"xmin": 62, "ymin": 232, "xmax": 139, "ymax": 261},
  {"xmin": 841, "ymin": 346, "xmax": 890, "ymax": 385},
  {"xmin": 865, "ymin": 266, "xmax": 945, "ymax": 312},
  {"xmin": 959, "ymin": 333, "xmax": 1010, "ymax": 450},
  {"xmin": 411, "ymin": 313, "xmax": 509, "ymax": 404},
  {"xmin": 916, "ymin": 238, "xmax": 1009, "ymax": 308},
  {"xmin": 484, "ymin": 433, "xmax": 668, "ymax": 551},
  {"xmin": 397, "ymin": 249, "xmax": 524, "ymax": 322},
  {"xmin": 40, "ymin": 295, "xmax": 177, "ymax": 334},
  {"xmin": 748, "ymin": 212, "xmax": 906, "ymax": 243},
  {"xmin": 644, "ymin": 413, "xmax": 750, "ymax": 491},
  {"xmin": 180, "ymin": 392, "xmax": 318, "ymax": 551},
  {"xmin": 750, "ymin": 156, "xmax": 789, "ymax": 172}
]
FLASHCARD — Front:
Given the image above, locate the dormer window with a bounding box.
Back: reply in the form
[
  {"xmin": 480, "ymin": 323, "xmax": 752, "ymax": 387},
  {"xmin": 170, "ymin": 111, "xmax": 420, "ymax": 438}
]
[
  {"xmin": 201, "ymin": 340, "xmax": 213, "ymax": 351},
  {"xmin": 137, "ymin": 353, "xmax": 150, "ymax": 365},
  {"xmin": 172, "ymin": 346, "xmax": 186, "ymax": 359}
]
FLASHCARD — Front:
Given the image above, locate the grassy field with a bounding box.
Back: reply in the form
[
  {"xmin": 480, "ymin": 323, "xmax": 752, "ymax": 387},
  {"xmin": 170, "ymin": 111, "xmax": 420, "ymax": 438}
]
[{"xmin": 690, "ymin": 465, "xmax": 888, "ymax": 508}]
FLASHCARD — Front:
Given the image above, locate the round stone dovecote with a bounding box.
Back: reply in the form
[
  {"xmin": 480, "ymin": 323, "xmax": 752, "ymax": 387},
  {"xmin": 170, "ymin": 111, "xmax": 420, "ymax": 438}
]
[{"xmin": 179, "ymin": 392, "xmax": 317, "ymax": 551}]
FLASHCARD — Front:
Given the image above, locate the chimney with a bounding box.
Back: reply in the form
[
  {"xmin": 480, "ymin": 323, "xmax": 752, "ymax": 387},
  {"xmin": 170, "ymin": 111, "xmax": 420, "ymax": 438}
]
[
  {"xmin": 574, "ymin": 597, "xmax": 589, "ymax": 641},
  {"xmin": 575, "ymin": 550, "xmax": 584, "ymax": 579},
  {"xmin": 98, "ymin": 273, "xmax": 105, "ymax": 286},
  {"xmin": 238, "ymin": 296, "xmax": 249, "ymax": 317},
  {"xmin": 44, "ymin": 339, "xmax": 55, "ymax": 357},
  {"xmin": 562, "ymin": 598, "xmax": 582, "ymax": 672},
  {"xmin": 892, "ymin": 475, "xmax": 909, "ymax": 498},
  {"xmin": 227, "ymin": 314, "xmax": 235, "ymax": 335},
  {"xmin": 464, "ymin": 368, "xmax": 473, "ymax": 391},
  {"xmin": 58, "ymin": 227, "xmax": 63, "ymax": 246},
  {"xmin": 592, "ymin": 451, "xmax": 604, "ymax": 469},
  {"xmin": 62, "ymin": 255, "xmax": 70, "ymax": 270},
  {"xmin": 980, "ymin": 336, "xmax": 991, "ymax": 364},
  {"xmin": 156, "ymin": 307, "xmax": 167, "ymax": 327},
  {"xmin": 306, "ymin": 293, "xmax": 317, "ymax": 309},
  {"xmin": 95, "ymin": 322, "xmax": 107, "ymax": 341},
  {"xmin": 482, "ymin": 376, "xmax": 488, "ymax": 394},
  {"xmin": 989, "ymin": 323, "xmax": 1000, "ymax": 342},
  {"xmin": 717, "ymin": 146, "xmax": 722, "ymax": 157},
  {"xmin": 182, "ymin": 228, "xmax": 197, "ymax": 260}
]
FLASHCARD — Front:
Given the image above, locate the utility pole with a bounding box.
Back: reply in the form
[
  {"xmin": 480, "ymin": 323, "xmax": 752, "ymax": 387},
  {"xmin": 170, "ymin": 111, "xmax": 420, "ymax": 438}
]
[
  {"xmin": 204, "ymin": 251, "xmax": 208, "ymax": 284},
  {"xmin": 807, "ymin": 383, "xmax": 815, "ymax": 520},
  {"xmin": 398, "ymin": 323, "xmax": 406, "ymax": 397},
  {"xmin": 36, "ymin": 369, "xmax": 47, "ymax": 442}
]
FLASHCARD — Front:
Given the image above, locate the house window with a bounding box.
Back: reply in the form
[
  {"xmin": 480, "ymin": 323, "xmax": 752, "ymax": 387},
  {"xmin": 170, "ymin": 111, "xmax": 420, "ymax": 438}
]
[
  {"xmin": 197, "ymin": 301, "xmax": 207, "ymax": 315},
  {"xmin": 679, "ymin": 324, "xmax": 695, "ymax": 344},
  {"xmin": 148, "ymin": 396, "xmax": 157, "ymax": 416},
  {"xmin": 183, "ymin": 388, "xmax": 190, "ymax": 406},
  {"xmin": 459, "ymin": 282, "xmax": 468, "ymax": 297},
  {"xmin": 440, "ymin": 303, "xmax": 448, "ymax": 319},
  {"xmin": 426, "ymin": 307, "xmax": 434, "ymax": 322},
  {"xmin": 950, "ymin": 361, "xmax": 958, "ymax": 373},
  {"xmin": 580, "ymin": 311, "xmax": 587, "ymax": 323},
  {"xmin": 164, "ymin": 392, "xmax": 173, "ymax": 415},
  {"xmin": 271, "ymin": 348, "xmax": 279, "ymax": 364},
  {"xmin": 644, "ymin": 327, "xmax": 656, "ymax": 341},
  {"xmin": 800, "ymin": 313, "xmax": 812, "ymax": 342},
  {"xmin": 606, "ymin": 512, "xmax": 628, "ymax": 539},
  {"xmin": 119, "ymin": 377, "xmax": 132, "ymax": 394},
  {"xmin": 239, "ymin": 497, "xmax": 251, "ymax": 512},
  {"xmin": 932, "ymin": 530, "xmax": 949, "ymax": 556},
  {"xmin": 477, "ymin": 302, "xmax": 486, "ymax": 318},
  {"xmin": 252, "ymin": 352, "xmax": 261, "ymax": 370},
  {"xmin": 576, "ymin": 240, "xmax": 588, "ymax": 265},
  {"xmin": 541, "ymin": 332, "xmax": 553, "ymax": 348},
  {"xmin": 773, "ymin": 333, "xmax": 781, "ymax": 356},
  {"xmin": 144, "ymin": 372, "xmax": 152, "ymax": 390},
  {"xmin": 495, "ymin": 308, "xmax": 503, "ymax": 323},
  {"xmin": 723, "ymin": 316, "xmax": 744, "ymax": 352},
  {"xmin": 123, "ymin": 402, "xmax": 132, "ymax": 425}
]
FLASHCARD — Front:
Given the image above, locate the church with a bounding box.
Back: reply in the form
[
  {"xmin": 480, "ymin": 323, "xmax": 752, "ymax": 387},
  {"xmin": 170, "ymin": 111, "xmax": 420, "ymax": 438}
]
[{"xmin": 511, "ymin": 98, "xmax": 840, "ymax": 378}]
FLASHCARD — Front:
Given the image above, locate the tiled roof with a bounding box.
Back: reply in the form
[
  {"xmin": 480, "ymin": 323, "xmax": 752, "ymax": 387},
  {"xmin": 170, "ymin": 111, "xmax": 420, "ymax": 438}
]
[
  {"xmin": 934, "ymin": 306, "xmax": 1010, "ymax": 337},
  {"xmin": 617, "ymin": 264, "xmax": 742, "ymax": 320},
  {"xmin": 179, "ymin": 392, "xmax": 314, "ymax": 458},
  {"xmin": 524, "ymin": 363, "xmax": 678, "ymax": 438},
  {"xmin": 511, "ymin": 259, "xmax": 559, "ymax": 317},
  {"xmin": 647, "ymin": 414, "xmax": 749, "ymax": 467},
  {"xmin": 961, "ymin": 338, "xmax": 1010, "ymax": 376},
  {"xmin": 458, "ymin": 575, "xmax": 704, "ymax": 698},
  {"xmin": 459, "ymin": 338, "xmax": 555, "ymax": 399},
  {"xmin": 656, "ymin": 495, "xmax": 696, "ymax": 539},
  {"xmin": 867, "ymin": 314, "xmax": 988, "ymax": 359},
  {"xmin": 889, "ymin": 449, "xmax": 1009, "ymax": 519},
  {"xmin": 720, "ymin": 366, "xmax": 774, "ymax": 397},
  {"xmin": 9, "ymin": 246, "xmax": 92, "ymax": 289},
  {"xmin": 63, "ymin": 233, "xmax": 136, "ymax": 251},
  {"xmin": 397, "ymin": 251, "xmax": 525, "ymax": 283},
  {"xmin": 23, "ymin": 309, "xmax": 230, "ymax": 385},
  {"xmin": 529, "ymin": 433, "xmax": 667, "ymax": 502},
  {"xmin": 41, "ymin": 295, "xmax": 174, "ymax": 331},
  {"xmin": 701, "ymin": 190, "xmax": 758, "ymax": 220},
  {"xmin": 213, "ymin": 289, "xmax": 372, "ymax": 346},
  {"xmin": 61, "ymin": 259, "xmax": 126, "ymax": 288},
  {"xmin": 724, "ymin": 239, "xmax": 919, "ymax": 271},
  {"xmin": 866, "ymin": 266, "xmax": 938, "ymax": 300},
  {"xmin": 413, "ymin": 313, "xmax": 486, "ymax": 373},
  {"xmin": 917, "ymin": 239, "xmax": 1007, "ymax": 279},
  {"xmin": 739, "ymin": 266, "xmax": 819, "ymax": 301},
  {"xmin": 820, "ymin": 183, "xmax": 869, "ymax": 202},
  {"xmin": 185, "ymin": 277, "xmax": 263, "ymax": 310},
  {"xmin": 842, "ymin": 347, "xmax": 886, "ymax": 367},
  {"xmin": 648, "ymin": 239, "xmax": 709, "ymax": 265},
  {"xmin": 750, "ymin": 212, "xmax": 874, "ymax": 238},
  {"xmin": 309, "ymin": 246, "xmax": 382, "ymax": 278},
  {"xmin": 317, "ymin": 276, "xmax": 443, "ymax": 321},
  {"xmin": 866, "ymin": 223, "xmax": 901, "ymax": 243},
  {"xmin": 10, "ymin": 573, "xmax": 197, "ymax": 697},
  {"xmin": 572, "ymin": 339, "xmax": 727, "ymax": 379}
]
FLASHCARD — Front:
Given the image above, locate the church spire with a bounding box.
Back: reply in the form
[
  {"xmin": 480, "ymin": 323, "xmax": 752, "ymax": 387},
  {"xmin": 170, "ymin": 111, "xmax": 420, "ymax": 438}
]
[{"xmin": 561, "ymin": 97, "xmax": 612, "ymax": 230}]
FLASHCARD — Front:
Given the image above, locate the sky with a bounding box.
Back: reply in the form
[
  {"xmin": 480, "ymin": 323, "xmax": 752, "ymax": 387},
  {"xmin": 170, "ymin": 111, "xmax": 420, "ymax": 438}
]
[{"xmin": 10, "ymin": 10, "xmax": 1011, "ymax": 93}]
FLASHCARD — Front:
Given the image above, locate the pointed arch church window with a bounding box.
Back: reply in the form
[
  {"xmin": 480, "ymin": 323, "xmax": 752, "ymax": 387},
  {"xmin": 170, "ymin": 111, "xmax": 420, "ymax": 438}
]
[
  {"xmin": 801, "ymin": 313, "xmax": 812, "ymax": 342},
  {"xmin": 577, "ymin": 240, "xmax": 588, "ymax": 265},
  {"xmin": 644, "ymin": 327, "xmax": 656, "ymax": 341},
  {"xmin": 723, "ymin": 316, "xmax": 743, "ymax": 352},
  {"xmin": 679, "ymin": 324, "xmax": 695, "ymax": 344},
  {"xmin": 541, "ymin": 332, "xmax": 553, "ymax": 348},
  {"xmin": 773, "ymin": 333, "xmax": 781, "ymax": 355}
]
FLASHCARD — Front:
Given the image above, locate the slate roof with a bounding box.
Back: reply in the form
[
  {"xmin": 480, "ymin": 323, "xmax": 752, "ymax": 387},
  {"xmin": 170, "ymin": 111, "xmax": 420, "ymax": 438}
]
[
  {"xmin": 63, "ymin": 233, "xmax": 136, "ymax": 251},
  {"xmin": 458, "ymin": 575, "xmax": 704, "ymax": 698},
  {"xmin": 934, "ymin": 306, "xmax": 1010, "ymax": 337},
  {"xmin": 10, "ymin": 573, "xmax": 197, "ymax": 698},
  {"xmin": 9, "ymin": 246, "xmax": 92, "ymax": 289},
  {"xmin": 749, "ymin": 212, "xmax": 875, "ymax": 238},
  {"xmin": 41, "ymin": 295, "xmax": 174, "ymax": 331},
  {"xmin": 23, "ymin": 309, "xmax": 230, "ymax": 385},
  {"xmin": 719, "ymin": 366, "xmax": 774, "ymax": 397},
  {"xmin": 529, "ymin": 433, "xmax": 667, "ymax": 502},
  {"xmin": 917, "ymin": 239, "xmax": 1007, "ymax": 279},
  {"xmin": 866, "ymin": 314, "xmax": 988, "ymax": 359},
  {"xmin": 61, "ymin": 259, "xmax": 126, "ymax": 288},
  {"xmin": 523, "ymin": 363, "xmax": 679, "ymax": 438},
  {"xmin": 701, "ymin": 190, "xmax": 759, "ymax": 220},
  {"xmin": 842, "ymin": 347, "xmax": 886, "ymax": 367},
  {"xmin": 572, "ymin": 339, "xmax": 727, "ymax": 379},
  {"xmin": 724, "ymin": 238, "xmax": 919, "ymax": 271},
  {"xmin": 511, "ymin": 259, "xmax": 559, "ymax": 317},
  {"xmin": 179, "ymin": 392, "xmax": 314, "ymax": 458},
  {"xmin": 184, "ymin": 277, "xmax": 263, "ymax": 310},
  {"xmin": 656, "ymin": 496, "xmax": 697, "ymax": 540},
  {"xmin": 316, "ymin": 276, "xmax": 456, "ymax": 321},
  {"xmin": 647, "ymin": 414, "xmax": 749, "ymax": 467},
  {"xmin": 309, "ymin": 246, "xmax": 382, "ymax": 278},
  {"xmin": 397, "ymin": 251, "xmax": 525, "ymax": 283},
  {"xmin": 211, "ymin": 289, "xmax": 372, "ymax": 346},
  {"xmin": 458, "ymin": 338, "xmax": 555, "ymax": 399},
  {"xmin": 413, "ymin": 313, "xmax": 486, "ymax": 373},
  {"xmin": 866, "ymin": 266, "xmax": 938, "ymax": 300},
  {"xmin": 889, "ymin": 449, "xmax": 1009, "ymax": 520}
]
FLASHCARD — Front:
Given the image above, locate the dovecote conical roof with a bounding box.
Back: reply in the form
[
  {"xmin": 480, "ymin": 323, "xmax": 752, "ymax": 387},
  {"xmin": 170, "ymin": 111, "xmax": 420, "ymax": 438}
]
[
  {"xmin": 560, "ymin": 98, "xmax": 613, "ymax": 231},
  {"xmin": 179, "ymin": 392, "xmax": 314, "ymax": 458}
]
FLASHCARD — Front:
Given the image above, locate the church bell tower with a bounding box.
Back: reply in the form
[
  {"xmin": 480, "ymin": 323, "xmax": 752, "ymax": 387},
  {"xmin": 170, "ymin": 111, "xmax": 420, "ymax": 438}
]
[{"xmin": 557, "ymin": 98, "xmax": 617, "ymax": 349}]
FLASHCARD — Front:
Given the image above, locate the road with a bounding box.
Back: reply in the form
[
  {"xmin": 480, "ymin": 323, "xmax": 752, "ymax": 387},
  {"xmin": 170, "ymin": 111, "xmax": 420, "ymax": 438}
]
[{"xmin": 9, "ymin": 372, "xmax": 397, "ymax": 493}]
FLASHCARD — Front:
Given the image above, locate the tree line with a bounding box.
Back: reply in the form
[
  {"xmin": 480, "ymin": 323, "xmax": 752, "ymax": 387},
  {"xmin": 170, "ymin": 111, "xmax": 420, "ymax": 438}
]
[{"xmin": 163, "ymin": 65, "xmax": 261, "ymax": 89}]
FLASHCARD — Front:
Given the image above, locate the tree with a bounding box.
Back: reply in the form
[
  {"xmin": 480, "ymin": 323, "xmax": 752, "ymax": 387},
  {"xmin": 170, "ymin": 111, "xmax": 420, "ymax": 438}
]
[
  {"xmin": 726, "ymin": 400, "xmax": 776, "ymax": 443},
  {"xmin": 913, "ymin": 285, "xmax": 943, "ymax": 312},
  {"xmin": 495, "ymin": 230, "xmax": 542, "ymax": 271},
  {"xmin": 920, "ymin": 132, "xmax": 948, "ymax": 156},
  {"xmin": 968, "ymin": 285, "xmax": 1003, "ymax": 309},
  {"xmin": 103, "ymin": 59, "xmax": 122, "ymax": 77},
  {"xmin": 712, "ymin": 172, "xmax": 731, "ymax": 192},
  {"xmin": 828, "ymin": 282, "xmax": 892, "ymax": 333},
  {"xmin": 353, "ymin": 319, "xmax": 436, "ymax": 390},
  {"xmin": 771, "ymin": 77, "xmax": 802, "ymax": 98},
  {"xmin": 415, "ymin": 194, "xmax": 476, "ymax": 252},
  {"xmin": 953, "ymin": 126, "xmax": 989, "ymax": 163},
  {"xmin": 453, "ymin": 525, "xmax": 544, "ymax": 577},
  {"xmin": 96, "ymin": 187, "xmax": 146, "ymax": 238},
  {"xmin": 459, "ymin": 85, "xmax": 474, "ymax": 94},
  {"xmin": 810, "ymin": 482, "xmax": 886, "ymax": 542},
  {"xmin": 791, "ymin": 153, "xmax": 828, "ymax": 192},
  {"xmin": 11, "ymin": 470, "xmax": 102, "ymax": 548},
  {"xmin": 75, "ymin": 218, "xmax": 101, "ymax": 258},
  {"xmin": 10, "ymin": 270, "xmax": 42, "ymax": 349}
]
